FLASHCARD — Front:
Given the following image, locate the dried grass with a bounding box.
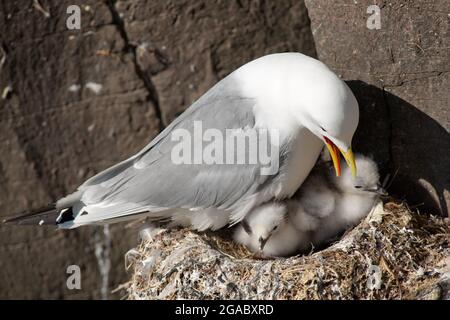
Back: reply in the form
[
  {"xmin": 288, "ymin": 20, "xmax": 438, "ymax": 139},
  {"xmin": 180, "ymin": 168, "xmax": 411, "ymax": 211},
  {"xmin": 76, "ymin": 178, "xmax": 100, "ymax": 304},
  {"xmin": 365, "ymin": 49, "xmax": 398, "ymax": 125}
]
[{"xmin": 124, "ymin": 201, "xmax": 449, "ymax": 300}]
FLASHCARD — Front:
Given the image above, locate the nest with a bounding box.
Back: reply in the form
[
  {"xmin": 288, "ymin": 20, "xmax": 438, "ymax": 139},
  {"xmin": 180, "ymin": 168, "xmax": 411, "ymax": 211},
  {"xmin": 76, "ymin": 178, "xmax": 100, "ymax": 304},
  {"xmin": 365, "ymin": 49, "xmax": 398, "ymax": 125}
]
[{"xmin": 123, "ymin": 202, "xmax": 449, "ymax": 299}]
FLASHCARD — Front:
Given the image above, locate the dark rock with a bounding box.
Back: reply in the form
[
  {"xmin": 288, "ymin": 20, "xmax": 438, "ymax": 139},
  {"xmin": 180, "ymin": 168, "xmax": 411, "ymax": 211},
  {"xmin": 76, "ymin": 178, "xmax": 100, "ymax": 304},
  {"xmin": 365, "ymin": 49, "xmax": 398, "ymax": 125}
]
[
  {"xmin": 113, "ymin": 0, "xmax": 317, "ymax": 125},
  {"xmin": 0, "ymin": 0, "xmax": 160, "ymax": 299},
  {"xmin": 0, "ymin": 0, "xmax": 315, "ymax": 298}
]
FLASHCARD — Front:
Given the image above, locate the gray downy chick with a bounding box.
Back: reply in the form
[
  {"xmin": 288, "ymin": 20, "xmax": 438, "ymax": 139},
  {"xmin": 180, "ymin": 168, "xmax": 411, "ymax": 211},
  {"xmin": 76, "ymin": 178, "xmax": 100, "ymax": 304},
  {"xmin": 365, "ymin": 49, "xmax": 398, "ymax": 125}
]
[
  {"xmin": 233, "ymin": 202, "xmax": 311, "ymax": 257},
  {"xmin": 234, "ymin": 154, "xmax": 384, "ymax": 257},
  {"xmin": 309, "ymin": 155, "xmax": 384, "ymax": 246}
]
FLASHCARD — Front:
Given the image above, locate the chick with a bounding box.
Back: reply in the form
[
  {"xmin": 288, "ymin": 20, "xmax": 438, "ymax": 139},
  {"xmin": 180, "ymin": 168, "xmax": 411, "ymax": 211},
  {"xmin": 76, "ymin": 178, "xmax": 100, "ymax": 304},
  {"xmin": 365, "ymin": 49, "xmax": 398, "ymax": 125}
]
[
  {"xmin": 287, "ymin": 161, "xmax": 338, "ymax": 233},
  {"xmin": 234, "ymin": 155, "xmax": 384, "ymax": 256},
  {"xmin": 310, "ymin": 155, "xmax": 384, "ymax": 246},
  {"xmin": 233, "ymin": 202, "xmax": 311, "ymax": 257}
]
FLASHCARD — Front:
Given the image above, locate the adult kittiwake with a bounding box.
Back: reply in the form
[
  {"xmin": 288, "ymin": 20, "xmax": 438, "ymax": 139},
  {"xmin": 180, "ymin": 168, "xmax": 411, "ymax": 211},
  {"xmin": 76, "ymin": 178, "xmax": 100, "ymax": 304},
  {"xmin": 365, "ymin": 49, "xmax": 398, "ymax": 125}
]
[{"xmin": 4, "ymin": 53, "xmax": 359, "ymax": 229}]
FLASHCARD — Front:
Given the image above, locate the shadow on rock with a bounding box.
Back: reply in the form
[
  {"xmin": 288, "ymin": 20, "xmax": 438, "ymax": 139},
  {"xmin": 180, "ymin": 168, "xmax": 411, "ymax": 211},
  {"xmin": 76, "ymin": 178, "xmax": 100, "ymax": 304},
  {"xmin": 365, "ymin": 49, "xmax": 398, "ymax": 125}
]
[{"xmin": 347, "ymin": 80, "xmax": 449, "ymax": 216}]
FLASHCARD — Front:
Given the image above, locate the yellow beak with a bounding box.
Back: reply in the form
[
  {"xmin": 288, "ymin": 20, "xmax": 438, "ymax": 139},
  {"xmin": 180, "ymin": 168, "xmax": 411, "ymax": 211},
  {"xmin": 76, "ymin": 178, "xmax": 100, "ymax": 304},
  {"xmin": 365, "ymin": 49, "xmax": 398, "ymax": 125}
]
[
  {"xmin": 341, "ymin": 148, "xmax": 357, "ymax": 178},
  {"xmin": 324, "ymin": 137, "xmax": 357, "ymax": 177}
]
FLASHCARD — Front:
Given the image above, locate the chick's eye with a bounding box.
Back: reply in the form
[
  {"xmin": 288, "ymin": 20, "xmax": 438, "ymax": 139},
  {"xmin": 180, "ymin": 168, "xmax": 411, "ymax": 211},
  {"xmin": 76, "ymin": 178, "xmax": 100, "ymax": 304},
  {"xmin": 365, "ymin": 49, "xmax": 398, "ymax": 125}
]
[
  {"xmin": 320, "ymin": 126, "xmax": 327, "ymax": 132},
  {"xmin": 354, "ymin": 185, "xmax": 362, "ymax": 189},
  {"xmin": 272, "ymin": 225, "xmax": 278, "ymax": 231}
]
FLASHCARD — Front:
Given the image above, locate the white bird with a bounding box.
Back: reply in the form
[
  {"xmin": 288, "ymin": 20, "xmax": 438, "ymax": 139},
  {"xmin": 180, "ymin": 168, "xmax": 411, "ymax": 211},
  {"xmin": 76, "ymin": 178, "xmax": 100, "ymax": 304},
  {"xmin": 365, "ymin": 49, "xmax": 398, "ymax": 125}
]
[
  {"xmin": 233, "ymin": 202, "xmax": 311, "ymax": 257},
  {"xmin": 235, "ymin": 155, "xmax": 383, "ymax": 257},
  {"xmin": 4, "ymin": 53, "xmax": 359, "ymax": 230}
]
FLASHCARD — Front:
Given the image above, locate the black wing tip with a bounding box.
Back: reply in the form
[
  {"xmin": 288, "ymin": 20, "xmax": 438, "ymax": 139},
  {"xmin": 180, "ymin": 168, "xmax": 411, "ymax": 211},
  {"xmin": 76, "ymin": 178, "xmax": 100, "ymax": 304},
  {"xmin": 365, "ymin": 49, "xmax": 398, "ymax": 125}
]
[
  {"xmin": 3, "ymin": 217, "xmax": 16, "ymax": 224},
  {"xmin": 3, "ymin": 215, "xmax": 25, "ymax": 224},
  {"xmin": 2, "ymin": 204, "xmax": 59, "ymax": 226},
  {"xmin": 56, "ymin": 207, "xmax": 74, "ymax": 224}
]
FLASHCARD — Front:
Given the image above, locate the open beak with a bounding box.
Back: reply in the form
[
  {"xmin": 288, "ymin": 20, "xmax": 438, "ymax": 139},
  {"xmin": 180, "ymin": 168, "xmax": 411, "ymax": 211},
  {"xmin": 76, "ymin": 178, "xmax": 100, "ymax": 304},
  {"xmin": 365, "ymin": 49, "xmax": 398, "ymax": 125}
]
[{"xmin": 323, "ymin": 137, "xmax": 357, "ymax": 178}]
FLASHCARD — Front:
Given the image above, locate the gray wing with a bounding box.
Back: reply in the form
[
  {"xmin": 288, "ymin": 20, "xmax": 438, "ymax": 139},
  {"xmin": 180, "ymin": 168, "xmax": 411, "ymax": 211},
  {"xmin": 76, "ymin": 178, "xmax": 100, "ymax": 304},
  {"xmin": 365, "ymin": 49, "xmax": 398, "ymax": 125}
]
[{"xmin": 77, "ymin": 76, "xmax": 273, "ymax": 215}]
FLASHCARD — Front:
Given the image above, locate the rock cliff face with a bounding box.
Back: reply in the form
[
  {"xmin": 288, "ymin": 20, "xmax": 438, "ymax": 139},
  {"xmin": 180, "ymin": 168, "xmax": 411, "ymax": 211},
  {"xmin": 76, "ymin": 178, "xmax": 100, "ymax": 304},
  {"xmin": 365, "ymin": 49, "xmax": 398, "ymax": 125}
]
[
  {"xmin": 0, "ymin": 0, "xmax": 315, "ymax": 299},
  {"xmin": 305, "ymin": 0, "xmax": 449, "ymax": 216}
]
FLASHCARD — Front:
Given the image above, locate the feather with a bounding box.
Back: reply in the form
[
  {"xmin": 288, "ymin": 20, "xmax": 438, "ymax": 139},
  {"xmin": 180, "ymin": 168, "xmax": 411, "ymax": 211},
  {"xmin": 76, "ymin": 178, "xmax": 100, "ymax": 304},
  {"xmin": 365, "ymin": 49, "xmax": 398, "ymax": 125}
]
[{"xmin": 3, "ymin": 205, "xmax": 58, "ymax": 226}]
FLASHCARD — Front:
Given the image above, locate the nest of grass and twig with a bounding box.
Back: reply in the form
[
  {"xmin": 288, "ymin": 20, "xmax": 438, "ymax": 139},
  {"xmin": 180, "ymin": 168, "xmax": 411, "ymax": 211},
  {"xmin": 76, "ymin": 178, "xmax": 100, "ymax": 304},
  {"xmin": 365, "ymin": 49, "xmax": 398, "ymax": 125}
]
[{"xmin": 122, "ymin": 201, "xmax": 449, "ymax": 300}]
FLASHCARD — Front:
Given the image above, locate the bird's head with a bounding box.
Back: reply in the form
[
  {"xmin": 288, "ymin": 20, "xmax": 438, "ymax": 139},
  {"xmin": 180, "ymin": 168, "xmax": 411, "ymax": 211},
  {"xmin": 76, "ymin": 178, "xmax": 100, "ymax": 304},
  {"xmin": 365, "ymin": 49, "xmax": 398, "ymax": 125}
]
[
  {"xmin": 235, "ymin": 53, "xmax": 359, "ymax": 178},
  {"xmin": 242, "ymin": 203, "xmax": 287, "ymax": 251},
  {"xmin": 286, "ymin": 56, "xmax": 359, "ymax": 178},
  {"xmin": 334, "ymin": 155, "xmax": 385, "ymax": 196}
]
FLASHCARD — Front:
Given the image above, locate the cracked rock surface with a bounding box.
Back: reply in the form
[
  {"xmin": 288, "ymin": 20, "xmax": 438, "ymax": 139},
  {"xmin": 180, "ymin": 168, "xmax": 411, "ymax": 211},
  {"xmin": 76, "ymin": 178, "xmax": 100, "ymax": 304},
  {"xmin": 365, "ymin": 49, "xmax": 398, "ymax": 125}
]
[
  {"xmin": 0, "ymin": 0, "xmax": 315, "ymax": 298},
  {"xmin": 112, "ymin": 0, "xmax": 317, "ymax": 125}
]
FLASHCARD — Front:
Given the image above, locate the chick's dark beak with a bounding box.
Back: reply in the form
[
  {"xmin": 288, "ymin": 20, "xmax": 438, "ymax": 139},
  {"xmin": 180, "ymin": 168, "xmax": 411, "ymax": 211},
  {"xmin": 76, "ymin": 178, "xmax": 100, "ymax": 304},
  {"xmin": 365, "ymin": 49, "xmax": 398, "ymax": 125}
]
[
  {"xmin": 258, "ymin": 236, "xmax": 268, "ymax": 250},
  {"xmin": 363, "ymin": 184, "xmax": 388, "ymax": 197},
  {"xmin": 376, "ymin": 184, "xmax": 388, "ymax": 197}
]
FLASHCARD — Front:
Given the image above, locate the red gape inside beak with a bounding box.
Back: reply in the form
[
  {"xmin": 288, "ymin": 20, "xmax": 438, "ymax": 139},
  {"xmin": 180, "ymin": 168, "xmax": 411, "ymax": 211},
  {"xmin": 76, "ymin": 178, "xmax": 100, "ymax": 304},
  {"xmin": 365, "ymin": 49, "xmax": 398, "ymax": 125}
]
[{"xmin": 323, "ymin": 136, "xmax": 341, "ymax": 177}]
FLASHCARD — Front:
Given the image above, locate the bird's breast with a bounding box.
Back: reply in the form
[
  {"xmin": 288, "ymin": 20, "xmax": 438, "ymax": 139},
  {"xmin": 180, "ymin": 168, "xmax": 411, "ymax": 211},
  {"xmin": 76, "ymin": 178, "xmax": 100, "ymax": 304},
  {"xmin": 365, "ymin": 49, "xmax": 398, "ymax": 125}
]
[{"xmin": 275, "ymin": 126, "xmax": 323, "ymax": 198}]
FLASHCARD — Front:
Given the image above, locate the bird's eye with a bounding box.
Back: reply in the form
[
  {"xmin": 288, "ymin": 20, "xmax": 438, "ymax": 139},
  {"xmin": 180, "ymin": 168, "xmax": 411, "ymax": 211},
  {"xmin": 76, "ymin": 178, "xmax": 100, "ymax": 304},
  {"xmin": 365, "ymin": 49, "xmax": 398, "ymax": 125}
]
[
  {"xmin": 320, "ymin": 126, "xmax": 327, "ymax": 132},
  {"xmin": 354, "ymin": 185, "xmax": 362, "ymax": 189},
  {"xmin": 272, "ymin": 225, "xmax": 278, "ymax": 231}
]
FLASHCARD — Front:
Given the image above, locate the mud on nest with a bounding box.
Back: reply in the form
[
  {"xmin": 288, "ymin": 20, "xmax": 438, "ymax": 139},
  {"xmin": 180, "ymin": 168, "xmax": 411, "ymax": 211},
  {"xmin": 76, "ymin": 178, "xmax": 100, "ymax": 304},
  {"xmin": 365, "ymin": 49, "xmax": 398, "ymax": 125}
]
[{"xmin": 122, "ymin": 202, "xmax": 449, "ymax": 300}]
